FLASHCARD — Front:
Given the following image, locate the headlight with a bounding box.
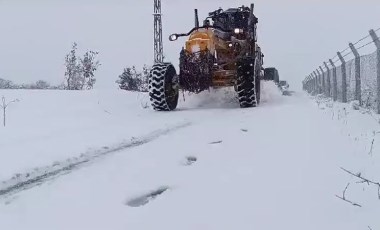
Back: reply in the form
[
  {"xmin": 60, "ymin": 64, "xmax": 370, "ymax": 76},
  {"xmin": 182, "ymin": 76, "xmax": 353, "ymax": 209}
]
[
  {"xmin": 169, "ymin": 34, "xmax": 178, "ymax": 41},
  {"xmin": 234, "ymin": 28, "xmax": 243, "ymax": 34}
]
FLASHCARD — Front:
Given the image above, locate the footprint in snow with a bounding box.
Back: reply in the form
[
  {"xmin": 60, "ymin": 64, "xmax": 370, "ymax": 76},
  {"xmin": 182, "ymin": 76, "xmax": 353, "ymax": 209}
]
[
  {"xmin": 209, "ymin": 140, "xmax": 223, "ymax": 145},
  {"xmin": 126, "ymin": 186, "xmax": 170, "ymax": 207},
  {"xmin": 183, "ymin": 156, "xmax": 197, "ymax": 166}
]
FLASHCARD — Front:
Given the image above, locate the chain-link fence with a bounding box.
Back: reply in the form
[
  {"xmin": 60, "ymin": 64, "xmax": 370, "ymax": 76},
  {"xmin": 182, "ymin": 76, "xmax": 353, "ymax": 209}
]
[{"xmin": 303, "ymin": 28, "xmax": 380, "ymax": 114}]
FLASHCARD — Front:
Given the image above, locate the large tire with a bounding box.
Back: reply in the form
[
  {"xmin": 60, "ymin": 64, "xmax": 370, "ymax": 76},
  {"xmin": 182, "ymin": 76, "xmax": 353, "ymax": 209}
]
[
  {"xmin": 256, "ymin": 75, "xmax": 261, "ymax": 105},
  {"xmin": 255, "ymin": 68, "xmax": 263, "ymax": 105},
  {"xmin": 236, "ymin": 57, "xmax": 258, "ymax": 108},
  {"xmin": 149, "ymin": 63, "xmax": 179, "ymax": 111}
]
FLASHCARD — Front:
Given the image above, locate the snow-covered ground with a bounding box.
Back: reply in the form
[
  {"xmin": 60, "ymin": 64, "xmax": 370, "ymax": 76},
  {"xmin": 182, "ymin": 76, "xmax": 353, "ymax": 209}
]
[{"xmin": 0, "ymin": 83, "xmax": 379, "ymax": 230}]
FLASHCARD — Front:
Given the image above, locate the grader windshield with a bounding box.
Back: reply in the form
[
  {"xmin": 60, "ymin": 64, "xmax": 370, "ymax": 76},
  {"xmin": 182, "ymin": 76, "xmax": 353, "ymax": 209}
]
[
  {"xmin": 210, "ymin": 8, "xmax": 251, "ymax": 32},
  {"xmin": 169, "ymin": 5, "xmax": 257, "ymax": 41}
]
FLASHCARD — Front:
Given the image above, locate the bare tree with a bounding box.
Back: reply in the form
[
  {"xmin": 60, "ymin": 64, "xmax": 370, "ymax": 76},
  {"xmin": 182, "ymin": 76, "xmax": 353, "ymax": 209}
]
[
  {"xmin": 64, "ymin": 43, "xmax": 83, "ymax": 90},
  {"xmin": 0, "ymin": 96, "xmax": 19, "ymax": 127},
  {"xmin": 81, "ymin": 50, "xmax": 100, "ymax": 90},
  {"xmin": 64, "ymin": 43, "xmax": 100, "ymax": 90}
]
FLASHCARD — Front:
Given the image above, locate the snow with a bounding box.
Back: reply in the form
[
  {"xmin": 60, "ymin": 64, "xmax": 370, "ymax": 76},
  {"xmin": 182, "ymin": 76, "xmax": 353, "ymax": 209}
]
[
  {"xmin": 0, "ymin": 83, "xmax": 379, "ymax": 230},
  {"xmin": 0, "ymin": 90, "xmax": 191, "ymax": 182},
  {"xmin": 313, "ymin": 95, "xmax": 380, "ymax": 217}
]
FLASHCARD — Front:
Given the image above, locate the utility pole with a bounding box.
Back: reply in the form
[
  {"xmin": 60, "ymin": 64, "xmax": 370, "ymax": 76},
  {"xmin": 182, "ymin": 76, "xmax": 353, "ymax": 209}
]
[{"xmin": 154, "ymin": 0, "xmax": 164, "ymax": 63}]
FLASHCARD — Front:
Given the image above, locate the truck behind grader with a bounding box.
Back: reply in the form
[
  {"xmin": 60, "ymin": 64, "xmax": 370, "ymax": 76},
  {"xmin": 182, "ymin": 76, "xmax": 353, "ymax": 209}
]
[{"xmin": 149, "ymin": 4, "xmax": 271, "ymax": 111}]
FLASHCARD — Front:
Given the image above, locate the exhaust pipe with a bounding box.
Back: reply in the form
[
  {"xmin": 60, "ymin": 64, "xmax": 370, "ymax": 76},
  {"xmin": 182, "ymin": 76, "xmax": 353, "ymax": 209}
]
[
  {"xmin": 249, "ymin": 3, "xmax": 257, "ymax": 42},
  {"xmin": 194, "ymin": 9, "xmax": 199, "ymax": 28},
  {"xmin": 249, "ymin": 3, "xmax": 255, "ymax": 24}
]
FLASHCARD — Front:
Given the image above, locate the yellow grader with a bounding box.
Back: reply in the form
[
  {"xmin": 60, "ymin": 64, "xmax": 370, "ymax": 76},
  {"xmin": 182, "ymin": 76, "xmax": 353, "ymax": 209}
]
[{"xmin": 149, "ymin": 4, "xmax": 265, "ymax": 111}]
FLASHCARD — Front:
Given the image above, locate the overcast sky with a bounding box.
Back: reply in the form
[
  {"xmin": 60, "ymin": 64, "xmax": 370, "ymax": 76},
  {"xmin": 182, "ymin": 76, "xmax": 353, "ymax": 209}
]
[{"xmin": 1, "ymin": 0, "xmax": 380, "ymax": 89}]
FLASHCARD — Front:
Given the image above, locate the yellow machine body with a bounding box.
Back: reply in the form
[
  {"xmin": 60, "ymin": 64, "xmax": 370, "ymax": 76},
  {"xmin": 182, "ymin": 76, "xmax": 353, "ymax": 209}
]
[
  {"xmin": 185, "ymin": 29, "xmax": 215, "ymax": 54},
  {"xmin": 185, "ymin": 28, "xmax": 237, "ymax": 87}
]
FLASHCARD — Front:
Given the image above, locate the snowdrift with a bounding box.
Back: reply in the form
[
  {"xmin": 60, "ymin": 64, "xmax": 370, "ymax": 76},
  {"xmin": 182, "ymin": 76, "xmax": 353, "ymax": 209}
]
[{"xmin": 179, "ymin": 80, "xmax": 284, "ymax": 109}]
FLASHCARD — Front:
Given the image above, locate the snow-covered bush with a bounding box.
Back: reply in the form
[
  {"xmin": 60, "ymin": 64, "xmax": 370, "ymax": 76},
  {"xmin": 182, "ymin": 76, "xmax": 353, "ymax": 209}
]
[
  {"xmin": 64, "ymin": 43, "xmax": 100, "ymax": 90},
  {"xmin": 0, "ymin": 78, "xmax": 59, "ymax": 90},
  {"xmin": 34, "ymin": 80, "xmax": 50, "ymax": 89},
  {"xmin": 116, "ymin": 65, "xmax": 150, "ymax": 92},
  {"xmin": 64, "ymin": 43, "xmax": 82, "ymax": 90},
  {"xmin": 0, "ymin": 78, "xmax": 16, "ymax": 89},
  {"xmin": 81, "ymin": 51, "xmax": 100, "ymax": 90}
]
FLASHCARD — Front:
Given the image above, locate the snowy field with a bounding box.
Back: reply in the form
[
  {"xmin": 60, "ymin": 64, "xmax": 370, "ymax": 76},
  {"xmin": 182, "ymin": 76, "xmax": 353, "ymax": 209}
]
[{"xmin": 0, "ymin": 83, "xmax": 379, "ymax": 230}]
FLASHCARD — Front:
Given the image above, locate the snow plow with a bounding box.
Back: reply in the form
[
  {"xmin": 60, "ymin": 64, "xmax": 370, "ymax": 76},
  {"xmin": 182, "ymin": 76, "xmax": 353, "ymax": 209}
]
[{"xmin": 149, "ymin": 4, "xmax": 265, "ymax": 111}]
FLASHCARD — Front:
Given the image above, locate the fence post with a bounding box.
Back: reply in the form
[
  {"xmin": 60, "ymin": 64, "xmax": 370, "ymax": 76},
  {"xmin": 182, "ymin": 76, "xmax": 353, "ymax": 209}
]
[
  {"xmin": 369, "ymin": 29, "xmax": 380, "ymax": 114},
  {"xmin": 311, "ymin": 74, "xmax": 314, "ymax": 93},
  {"xmin": 313, "ymin": 71, "xmax": 318, "ymax": 95},
  {"xmin": 329, "ymin": 59, "xmax": 338, "ymax": 101},
  {"xmin": 316, "ymin": 69, "xmax": 321, "ymax": 94},
  {"xmin": 319, "ymin": 66, "xmax": 325, "ymax": 95},
  {"xmin": 315, "ymin": 71, "xmax": 319, "ymax": 94},
  {"xmin": 308, "ymin": 75, "xmax": 312, "ymax": 93},
  {"xmin": 308, "ymin": 74, "xmax": 313, "ymax": 94},
  {"xmin": 337, "ymin": 52, "xmax": 347, "ymax": 103},
  {"xmin": 349, "ymin": 43, "xmax": 362, "ymax": 105},
  {"xmin": 302, "ymin": 79, "xmax": 305, "ymax": 91},
  {"xmin": 324, "ymin": 62, "xmax": 331, "ymax": 97}
]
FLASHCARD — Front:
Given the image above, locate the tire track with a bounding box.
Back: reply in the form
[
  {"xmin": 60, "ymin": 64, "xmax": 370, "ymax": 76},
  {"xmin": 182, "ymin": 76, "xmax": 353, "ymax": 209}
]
[{"xmin": 0, "ymin": 122, "xmax": 191, "ymax": 199}]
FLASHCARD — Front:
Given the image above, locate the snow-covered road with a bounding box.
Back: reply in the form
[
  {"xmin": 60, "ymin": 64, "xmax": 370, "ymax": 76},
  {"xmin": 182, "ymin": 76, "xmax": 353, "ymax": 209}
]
[{"xmin": 0, "ymin": 85, "xmax": 378, "ymax": 230}]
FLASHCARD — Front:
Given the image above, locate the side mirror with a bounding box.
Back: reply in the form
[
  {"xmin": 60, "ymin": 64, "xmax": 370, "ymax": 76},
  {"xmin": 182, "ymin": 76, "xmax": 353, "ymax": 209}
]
[
  {"xmin": 203, "ymin": 19, "xmax": 210, "ymax": 27},
  {"xmin": 169, "ymin": 34, "xmax": 178, "ymax": 41}
]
